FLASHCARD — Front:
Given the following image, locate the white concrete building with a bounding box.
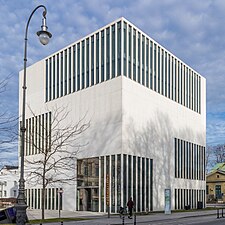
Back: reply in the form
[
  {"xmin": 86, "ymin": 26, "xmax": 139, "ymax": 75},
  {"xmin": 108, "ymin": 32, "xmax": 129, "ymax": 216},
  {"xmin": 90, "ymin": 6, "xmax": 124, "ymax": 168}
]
[
  {"xmin": 0, "ymin": 165, "xmax": 18, "ymax": 199},
  {"xmin": 19, "ymin": 17, "xmax": 206, "ymax": 213}
]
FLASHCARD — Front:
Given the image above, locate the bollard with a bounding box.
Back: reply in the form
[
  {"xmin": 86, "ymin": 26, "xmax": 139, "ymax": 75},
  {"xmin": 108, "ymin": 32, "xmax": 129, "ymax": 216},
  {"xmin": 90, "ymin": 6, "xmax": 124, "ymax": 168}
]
[
  {"xmin": 122, "ymin": 214, "xmax": 125, "ymax": 225},
  {"xmin": 61, "ymin": 221, "xmax": 63, "ymax": 225},
  {"xmin": 217, "ymin": 208, "xmax": 220, "ymax": 219},
  {"xmin": 134, "ymin": 212, "xmax": 136, "ymax": 225}
]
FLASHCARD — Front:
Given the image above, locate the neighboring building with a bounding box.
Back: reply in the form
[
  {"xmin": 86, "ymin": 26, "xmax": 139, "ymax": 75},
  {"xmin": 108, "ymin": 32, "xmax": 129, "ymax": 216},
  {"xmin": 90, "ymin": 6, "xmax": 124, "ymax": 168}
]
[
  {"xmin": 19, "ymin": 17, "xmax": 206, "ymax": 213},
  {"xmin": 0, "ymin": 165, "xmax": 18, "ymax": 207},
  {"xmin": 206, "ymin": 163, "xmax": 225, "ymax": 203}
]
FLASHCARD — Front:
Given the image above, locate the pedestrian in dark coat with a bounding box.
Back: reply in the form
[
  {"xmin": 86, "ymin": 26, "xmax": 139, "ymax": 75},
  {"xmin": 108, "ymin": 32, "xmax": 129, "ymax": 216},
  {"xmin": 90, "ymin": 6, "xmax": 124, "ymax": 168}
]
[{"xmin": 127, "ymin": 197, "xmax": 134, "ymax": 219}]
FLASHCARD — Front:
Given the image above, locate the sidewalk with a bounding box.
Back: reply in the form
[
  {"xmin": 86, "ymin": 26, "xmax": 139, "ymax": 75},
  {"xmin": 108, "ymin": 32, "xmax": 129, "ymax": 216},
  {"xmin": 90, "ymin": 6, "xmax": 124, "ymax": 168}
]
[{"xmin": 27, "ymin": 209, "xmax": 219, "ymax": 225}]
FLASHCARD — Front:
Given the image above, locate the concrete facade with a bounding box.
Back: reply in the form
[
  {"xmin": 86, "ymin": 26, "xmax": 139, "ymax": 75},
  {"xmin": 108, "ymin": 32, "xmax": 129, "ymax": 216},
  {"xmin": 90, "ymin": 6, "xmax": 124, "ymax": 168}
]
[{"xmin": 19, "ymin": 17, "xmax": 206, "ymax": 213}]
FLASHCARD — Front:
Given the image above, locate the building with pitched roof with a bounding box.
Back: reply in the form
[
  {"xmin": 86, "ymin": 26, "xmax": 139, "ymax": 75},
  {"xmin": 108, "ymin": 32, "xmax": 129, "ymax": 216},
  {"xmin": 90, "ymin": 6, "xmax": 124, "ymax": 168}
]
[{"xmin": 206, "ymin": 163, "xmax": 225, "ymax": 203}]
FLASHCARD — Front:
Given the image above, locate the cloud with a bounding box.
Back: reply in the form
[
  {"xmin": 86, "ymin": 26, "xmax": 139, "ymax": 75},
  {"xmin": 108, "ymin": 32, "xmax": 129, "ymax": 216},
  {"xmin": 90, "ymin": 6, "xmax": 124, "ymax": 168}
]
[
  {"xmin": 0, "ymin": 141, "xmax": 18, "ymax": 168},
  {"xmin": 0, "ymin": 0, "xmax": 225, "ymax": 160}
]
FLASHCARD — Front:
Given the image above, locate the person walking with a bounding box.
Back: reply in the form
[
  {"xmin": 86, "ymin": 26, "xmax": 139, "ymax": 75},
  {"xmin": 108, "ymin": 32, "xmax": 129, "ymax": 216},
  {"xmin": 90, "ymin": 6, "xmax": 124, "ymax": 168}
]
[{"xmin": 127, "ymin": 197, "xmax": 134, "ymax": 219}]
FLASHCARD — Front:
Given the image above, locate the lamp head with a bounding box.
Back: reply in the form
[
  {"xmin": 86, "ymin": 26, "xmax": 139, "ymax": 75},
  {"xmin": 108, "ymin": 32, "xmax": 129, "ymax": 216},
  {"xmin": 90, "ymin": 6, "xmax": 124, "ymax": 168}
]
[{"xmin": 37, "ymin": 17, "xmax": 52, "ymax": 45}]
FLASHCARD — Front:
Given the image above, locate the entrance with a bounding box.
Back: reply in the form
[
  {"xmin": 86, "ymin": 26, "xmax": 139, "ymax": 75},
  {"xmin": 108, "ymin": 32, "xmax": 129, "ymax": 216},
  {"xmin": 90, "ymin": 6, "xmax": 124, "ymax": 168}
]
[{"xmin": 78, "ymin": 187, "xmax": 99, "ymax": 211}]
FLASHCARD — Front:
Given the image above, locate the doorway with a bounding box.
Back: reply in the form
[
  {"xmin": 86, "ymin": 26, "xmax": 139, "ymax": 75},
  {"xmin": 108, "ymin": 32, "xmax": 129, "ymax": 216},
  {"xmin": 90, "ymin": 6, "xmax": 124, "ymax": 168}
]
[{"xmin": 78, "ymin": 188, "xmax": 99, "ymax": 211}]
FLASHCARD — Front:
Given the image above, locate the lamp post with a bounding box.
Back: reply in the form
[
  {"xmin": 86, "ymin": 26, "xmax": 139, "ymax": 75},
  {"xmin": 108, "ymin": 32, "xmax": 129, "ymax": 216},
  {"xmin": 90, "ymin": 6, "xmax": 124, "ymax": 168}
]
[{"xmin": 15, "ymin": 5, "xmax": 52, "ymax": 225}]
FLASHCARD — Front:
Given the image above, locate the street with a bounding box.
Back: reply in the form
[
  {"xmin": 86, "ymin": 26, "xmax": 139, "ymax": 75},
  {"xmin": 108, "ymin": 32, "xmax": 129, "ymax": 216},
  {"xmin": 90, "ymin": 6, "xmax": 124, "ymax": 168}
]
[
  {"xmin": 40, "ymin": 213, "xmax": 225, "ymax": 225},
  {"xmin": 144, "ymin": 214, "xmax": 225, "ymax": 225},
  {"xmin": 26, "ymin": 209, "xmax": 225, "ymax": 225}
]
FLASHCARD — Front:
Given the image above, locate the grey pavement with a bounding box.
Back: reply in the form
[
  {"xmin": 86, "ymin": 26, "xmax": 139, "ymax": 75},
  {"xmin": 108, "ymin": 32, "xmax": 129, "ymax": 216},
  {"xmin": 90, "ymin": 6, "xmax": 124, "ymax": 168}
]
[{"xmin": 26, "ymin": 209, "xmax": 220, "ymax": 225}]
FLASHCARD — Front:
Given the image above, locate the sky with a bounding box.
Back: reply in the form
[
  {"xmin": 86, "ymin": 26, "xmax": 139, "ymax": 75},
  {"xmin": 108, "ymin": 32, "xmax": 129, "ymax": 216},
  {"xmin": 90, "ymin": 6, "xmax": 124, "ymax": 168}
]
[{"xmin": 0, "ymin": 0, "xmax": 225, "ymax": 166}]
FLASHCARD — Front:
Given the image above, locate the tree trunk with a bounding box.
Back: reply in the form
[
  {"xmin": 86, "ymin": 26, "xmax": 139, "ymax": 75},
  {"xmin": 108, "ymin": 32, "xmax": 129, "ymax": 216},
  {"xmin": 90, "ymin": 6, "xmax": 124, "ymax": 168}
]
[{"xmin": 41, "ymin": 181, "xmax": 46, "ymax": 219}]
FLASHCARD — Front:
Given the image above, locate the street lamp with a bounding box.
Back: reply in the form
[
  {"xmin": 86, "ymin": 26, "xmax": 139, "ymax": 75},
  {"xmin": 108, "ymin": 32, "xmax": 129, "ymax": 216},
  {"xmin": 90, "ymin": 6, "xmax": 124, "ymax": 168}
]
[{"xmin": 15, "ymin": 5, "xmax": 52, "ymax": 225}]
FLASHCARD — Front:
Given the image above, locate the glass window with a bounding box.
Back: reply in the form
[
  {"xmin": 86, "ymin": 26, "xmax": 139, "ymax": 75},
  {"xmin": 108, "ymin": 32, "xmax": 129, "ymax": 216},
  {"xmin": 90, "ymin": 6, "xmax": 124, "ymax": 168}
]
[
  {"xmin": 111, "ymin": 25, "xmax": 115, "ymax": 78},
  {"xmin": 175, "ymin": 189, "xmax": 177, "ymax": 210},
  {"xmin": 178, "ymin": 61, "xmax": 180, "ymax": 103},
  {"xmin": 150, "ymin": 159, "xmax": 153, "ymax": 211},
  {"xmin": 73, "ymin": 45, "xmax": 76, "ymax": 92},
  {"xmin": 91, "ymin": 36, "xmax": 94, "ymax": 85},
  {"xmin": 168, "ymin": 54, "xmax": 171, "ymax": 98},
  {"xmin": 137, "ymin": 158, "xmax": 141, "ymax": 210},
  {"xmin": 49, "ymin": 58, "xmax": 52, "ymax": 100},
  {"xmin": 123, "ymin": 23, "xmax": 127, "ymax": 76},
  {"xmin": 101, "ymin": 156, "xmax": 104, "ymax": 211},
  {"xmin": 117, "ymin": 22, "xmax": 121, "ymax": 76},
  {"xmin": 175, "ymin": 59, "xmax": 177, "ymax": 101},
  {"xmin": 32, "ymin": 117, "xmax": 34, "ymax": 155},
  {"xmin": 123, "ymin": 154, "xmax": 127, "ymax": 207},
  {"xmin": 146, "ymin": 39, "xmax": 149, "ymax": 88},
  {"xmin": 56, "ymin": 188, "xmax": 58, "ymax": 210},
  {"xmin": 82, "ymin": 40, "xmax": 85, "ymax": 89},
  {"xmin": 138, "ymin": 33, "xmax": 141, "ymax": 83},
  {"xmin": 117, "ymin": 154, "xmax": 121, "ymax": 210},
  {"xmin": 181, "ymin": 64, "xmax": 184, "ymax": 105},
  {"xmin": 59, "ymin": 188, "xmax": 63, "ymax": 210},
  {"xmin": 146, "ymin": 158, "xmax": 149, "ymax": 210},
  {"xmin": 128, "ymin": 155, "xmax": 132, "ymax": 201},
  {"xmin": 60, "ymin": 52, "xmax": 63, "ymax": 96},
  {"xmin": 133, "ymin": 29, "xmax": 136, "ymax": 81},
  {"xmin": 86, "ymin": 38, "xmax": 90, "ymax": 87},
  {"xmin": 178, "ymin": 139, "xmax": 181, "ymax": 178},
  {"xmin": 34, "ymin": 189, "xmax": 37, "ymax": 209},
  {"xmin": 142, "ymin": 158, "xmax": 145, "ymax": 211},
  {"xmin": 48, "ymin": 188, "xmax": 51, "ymax": 209},
  {"xmin": 133, "ymin": 156, "xmax": 136, "ymax": 205},
  {"xmin": 96, "ymin": 33, "xmax": 99, "ymax": 84},
  {"xmin": 106, "ymin": 28, "xmax": 110, "ymax": 80},
  {"xmin": 101, "ymin": 30, "xmax": 105, "ymax": 82},
  {"xmin": 158, "ymin": 47, "xmax": 161, "ymax": 94},
  {"xmin": 186, "ymin": 68, "xmax": 188, "ymax": 108},
  {"xmin": 77, "ymin": 43, "xmax": 80, "ymax": 90},
  {"xmin": 38, "ymin": 189, "xmax": 40, "ymax": 209},
  {"xmin": 175, "ymin": 138, "xmax": 177, "ymax": 178},
  {"xmin": 57, "ymin": 54, "xmax": 60, "ymax": 97},
  {"xmin": 69, "ymin": 48, "xmax": 72, "ymax": 93},
  {"xmin": 196, "ymin": 75, "xmax": 199, "ymax": 112},
  {"xmin": 171, "ymin": 57, "xmax": 174, "ymax": 100},
  {"xmin": 111, "ymin": 155, "xmax": 115, "ymax": 212},
  {"xmin": 106, "ymin": 156, "xmax": 110, "ymax": 212},
  {"xmin": 45, "ymin": 59, "xmax": 48, "ymax": 102},
  {"xmin": 165, "ymin": 52, "xmax": 167, "ymax": 97},
  {"xmin": 64, "ymin": 49, "xmax": 67, "ymax": 95},
  {"xmin": 186, "ymin": 141, "xmax": 189, "ymax": 179},
  {"xmin": 154, "ymin": 44, "xmax": 156, "ymax": 91},
  {"xmin": 52, "ymin": 189, "xmax": 55, "ymax": 210},
  {"xmin": 142, "ymin": 35, "xmax": 145, "ymax": 85},
  {"xmin": 150, "ymin": 41, "xmax": 153, "ymax": 89},
  {"xmin": 128, "ymin": 26, "xmax": 131, "ymax": 78}
]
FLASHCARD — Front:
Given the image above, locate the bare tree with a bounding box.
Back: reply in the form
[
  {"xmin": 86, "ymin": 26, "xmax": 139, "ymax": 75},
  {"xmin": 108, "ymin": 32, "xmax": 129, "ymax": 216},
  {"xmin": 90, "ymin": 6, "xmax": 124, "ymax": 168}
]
[
  {"xmin": 206, "ymin": 145, "xmax": 214, "ymax": 174},
  {"xmin": 24, "ymin": 106, "xmax": 89, "ymax": 219},
  {"xmin": 213, "ymin": 144, "xmax": 225, "ymax": 164},
  {"xmin": 0, "ymin": 75, "xmax": 18, "ymax": 166},
  {"xmin": 206, "ymin": 144, "xmax": 225, "ymax": 174}
]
